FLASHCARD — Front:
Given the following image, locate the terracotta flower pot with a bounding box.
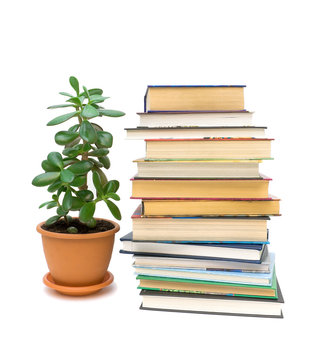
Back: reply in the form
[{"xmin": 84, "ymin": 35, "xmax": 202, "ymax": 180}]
[{"xmin": 37, "ymin": 219, "xmax": 120, "ymax": 287}]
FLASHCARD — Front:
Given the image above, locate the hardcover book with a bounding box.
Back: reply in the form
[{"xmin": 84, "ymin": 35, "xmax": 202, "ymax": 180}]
[
  {"xmin": 131, "ymin": 176, "xmax": 272, "ymax": 199},
  {"xmin": 125, "ymin": 126, "xmax": 267, "ymax": 140},
  {"xmin": 137, "ymin": 268, "xmax": 277, "ymax": 298},
  {"xmin": 145, "ymin": 138, "xmax": 273, "ymax": 160},
  {"xmin": 138, "ymin": 111, "xmax": 253, "ymax": 127},
  {"xmin": 144, "ymin": 85, "xmax": 246, "ymax": 112},
  {"xmin": 133, "ymin": 253, "xmax": 275, "ymax": 286},
  {"xmin": 120, "ymin": 237, "xmax": 267, "ymax": 262},
  {"xmin": 141, "ymin": 197, "xmax": 280, "ymax": 216},
  {"xmin": 130, "ymin": 206, "xmax": 270, "ymax": 242},
  {"xmin": 139, "ymin": 279, "xmax": 283, "ymax": 318},
  {"xmin": 134, "ymin": 158, "xmax": 262, "ymax": 178},
  {"xmin": 133, "ymin": 251, "xmax": 272, "ymax": 273}
]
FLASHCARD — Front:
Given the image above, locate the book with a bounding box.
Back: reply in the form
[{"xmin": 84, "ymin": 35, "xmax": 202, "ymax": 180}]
[
  {"xmin": 130, "ymin": 208, "xmax": 269, "ymax": 242},
  {"xmin": 134, "ymin": 159, "xmax": 262, "ymax": 178},
  {"xmin": 139, "ymin": 280, "xmax": 284, "ymax": 318},
  {"xmin": 131, "ymin": 176, "xmax": 271, "ymax": 199},
  {"xmin": 138, "ymin": 268, "xmax": 277, "ymax": 298},
  {"xmin": 142, "ymin": 197, "xmax": 280, "ymax": 216},
  {"xmin": 138, "ymin": 111, "xmax": 253, "ymax": 127},
  {"xmin": 133, "ymin": 251, "xmax": 272, "ymax": 273},
  {"xmin": 145, "ymin": 138, "xmax": 272, "ymax": 160},
  {"xmin": 144, "ymin": 85, "xmax": 245, "ymax": 112},
  {"xmin": 133, "ymin": 254, "xmax": 275, "ymax": 286},
  {"xmin": 126, "ymin": 126, "xmax": 267, "ymax": 140},
  {"xmin": 120, "ymin": 237, "xmax": 267, "ymax": 262}
]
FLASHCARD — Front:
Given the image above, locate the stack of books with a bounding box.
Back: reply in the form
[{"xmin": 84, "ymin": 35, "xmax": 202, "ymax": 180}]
[{"xmin": 121, "ymin": 85, "xmax": 284, "ymax": 318}]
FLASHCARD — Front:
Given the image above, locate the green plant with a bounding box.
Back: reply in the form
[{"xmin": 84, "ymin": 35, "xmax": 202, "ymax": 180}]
[{"xmin": 32, "ymin": 76, "xmax": 125, "ymax": 233}]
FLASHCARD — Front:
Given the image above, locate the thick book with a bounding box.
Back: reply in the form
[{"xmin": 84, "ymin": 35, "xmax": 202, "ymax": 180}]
[
  {"xmin": 120, "ymin": 237, "xmax": 267, "ymax": 262},
  {"xmin": 125, "ymin": 126, "xmax": 267, "ymax": 140},
  {"xmin": 131, "ymin": 206, "xmax": 269, "ymax": 242},
  {"xmin": 144, "ymin": 85, "xmax": 246, "ymax": 112},
  {"xmin": 145, "ymin": 138, "xmax": 273, "ymax": 160},
  {"xmin": 133, "ymin": 251, "xmax": 272, "ymax": 273},
  {"xmin": 142, "ymin": 197, "xmax": 280, "ymax": 216},
  {"xmin": 134, "ymin": 158, "xmax": 262, "ymax": 178},
  {"xmin": 137, "ymin": 267, "xmax": 276, "ymax": 298},
  {"xmin": 131, "ymin": 176, "xmax": 272, "ymax": 199},
  {"xmin": 139, "ymin": 280, "xmax": 284, "ymax": 318},
  {"xmin": 138, "ymin": 111, "xmax": 253, "ymax": 127},
  {"xmin": 133, "ymin": 254, "xmax": 275, "ymax": 286}
]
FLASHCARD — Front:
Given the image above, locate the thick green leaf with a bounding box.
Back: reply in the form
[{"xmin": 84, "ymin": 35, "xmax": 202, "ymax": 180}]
[
  {"xmin": 47, "ymin": 111, "xmax": 79, "ymax": 126},
  {"xmin": 48, "ymin": 180, "xmax": 63, "ymax": 192},
  {"xmin": 57, "ymin": 206, "xmax": 67, "ymax": 216},
  {"xmin": 68, "ymin": 124, "xmax": 80, "ymax": 132},
  {"xmin": 66, "ymin": 97, "xmax": 82, "ymax": 106},
  {"xmin": 68, "ymin": 160, "xmax": 93, "ymax": 175},
  {"xmin": 62, "ymin": 145, "xmax": 82, "ymax": 158},
  {"xmin": 57, "ymin": 186, "xmax": 67, "ymax": 196},
  {"xmin": 103, "ymin": 180, "xmax": 119, "ymax": 194},
  {"xmin": 59, "ymin": 92, "xmax": 74, "ymax": 97},
  {"xmin": 82, "ymin": 143, "xmax": 92, "ymax": 152},
  {"xmin": 41, "ymin": 160, "xmax": 60, "ymax": 172},
  {"xmin": 67, "ymin": 226, "xmax": 78, "ymax": 234},
  {"xmin": 71, "ymin": 196, "xmax": 84, "ymax": 211},
  {"xmin": 83, "ymin": 86, "xmax": 90, "ymax": 100},
  {"xmin": 80, "ymin": 120, "xmax": 97, "ymax": 143},
  {"xmin": 69, "ymin": 76, "xmax": 79, "ymax": 95},
  {"xmin": 94, "ymin": 168, "xmax": 108, "ymax": 186},
  {"xmin": 65, "ymin": 137, "xmax": 81, "ymax": 149},
  {"xmin": 90, "ymin": 123, "xmax": 103, "ymax": 132},
  {"xmin": 62, "ymin": 149, "xmax": 80, "ymax": 158},
  {"xmin": 32, "ymin": 172, "xmax": 60, "ymax": 187},
  {"xmin": 47, "ymin": 152, "xmax": 63, "ymax": 169},
  {"xmin": 89, "ymin": 148, "xmax": 109, "ymax": 157},
  {"xmin": 70, "ymin": 175, "xmax": 86, "ymax": 187},
  {"xmin": 86, "ymin": 218, "xmax": 96, "ymax": 228},
  {"xmin": 46, "ymin": 215, "xmax": 61, "ymax": 225},
  {"xmin": 98, "ymin": 156, "xmax": 110, "ymax": 169},
  {"xmin": 79, "ymin": 95, "xmax": 86, "ymax": 104},
  {"xmin": 48, "ymin": 104, "xmax": 75, "ymax": 109},
  {"xmin": 79, "ymin": 86, "xmax": 103, "ymax": 97},
  {"xmin": 63, "ymin": 158, "xmax": 79, "ymax": 167},
  {"xmin": 60, "ymin": 169, "xmax": 75, "ymax": 183},
  {"xmin": 98, "ymin": 109, "xmax": 125, "ymax": 117},
  {"xmin": 39, "ymin": 200, "xmax": 55, "ymax": 209},
  {"xmin": 89, "ymin": 95, "xmax": 109, "ymax": 104},
  {"xmin": 79, "ymin": 202, "xmax": 95, "ymax": 223},
  {"xmin": 65, "ymin": 215, "xmax": 73, "ymax": 223},
  {"xmin": 97, "ymin": 131, "xmax": 113, "ymax": 148},
  {"xmin": 47, "ymin": 201, "xmax": 58, "ymax": 209},
  {"xmin": 89, "ymin": 158, "xmax": 103, "ymax": 167},
  {"xmin": 92, "ymin": 171, "xmax": 104, "ymax": 196},
  {"xmin": 63, "ymin": 189, "xmax": 73, "ymax": 211},
  {"xmin": 81, "ymin": 104, "xmax": 99, "ymax": 119},
  {"xmin": 88, "ymin": 88, "xmax": 103, "ymax": 96},
  {"xmin": 106, "ymin": 200, "xmax": 121, "ymax": 220},
  {"xmin": 55, "ymin": 131, "xmax": 79, "ymax": 145},
  {"xmin": 77, "ymin": 190, "xmax": 94, "ymax": 201},
  {"xmin": 106, "ymin": 192, "xmax": 120, "ymax": 201}
]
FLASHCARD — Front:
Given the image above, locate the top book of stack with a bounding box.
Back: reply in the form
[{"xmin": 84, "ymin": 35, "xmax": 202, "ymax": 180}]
[{"xmin": 144, "ymin": 85, "xmax": 246, "ymax": 112}]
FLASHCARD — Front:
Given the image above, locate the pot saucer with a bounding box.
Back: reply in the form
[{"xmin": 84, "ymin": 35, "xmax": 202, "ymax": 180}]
[{"xmin": 43, "ymin": 271, "xmax": 114, "ymax": 296}]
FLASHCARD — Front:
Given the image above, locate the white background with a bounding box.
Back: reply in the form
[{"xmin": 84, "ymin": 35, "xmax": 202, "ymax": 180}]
[{"xmin": 1, "ymin": 0, "xmax": 311, "ymax": 359}]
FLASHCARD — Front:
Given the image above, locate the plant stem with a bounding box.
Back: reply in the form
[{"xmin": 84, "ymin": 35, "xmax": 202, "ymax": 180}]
[{"xmin": 78, "ymin": 112, "xmax": 88, "ymax": 190}]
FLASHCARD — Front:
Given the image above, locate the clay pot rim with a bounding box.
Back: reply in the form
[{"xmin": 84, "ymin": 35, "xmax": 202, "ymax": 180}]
[{"xmin": 37, "ymin": 218, "xmax": 120, "ymax": 239}]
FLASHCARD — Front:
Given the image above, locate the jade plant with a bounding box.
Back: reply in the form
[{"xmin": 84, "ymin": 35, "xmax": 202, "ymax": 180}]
[{"xmin": 32, "ymin": 76, "xmax": 125, "ymax": 233}]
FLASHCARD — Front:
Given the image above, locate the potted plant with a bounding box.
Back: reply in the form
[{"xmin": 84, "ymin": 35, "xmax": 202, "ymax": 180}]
[{"xmin": 32, "ymin": 76, "xmax": 125, "ymax": 296}]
